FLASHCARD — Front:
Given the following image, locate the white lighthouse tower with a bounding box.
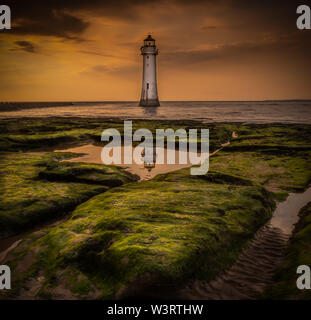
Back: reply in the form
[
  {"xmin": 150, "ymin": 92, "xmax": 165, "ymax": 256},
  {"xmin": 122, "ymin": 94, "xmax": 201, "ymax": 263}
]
[{"xmin": 139, "ymin": 35, "xmax": 160, "ymax": 107}]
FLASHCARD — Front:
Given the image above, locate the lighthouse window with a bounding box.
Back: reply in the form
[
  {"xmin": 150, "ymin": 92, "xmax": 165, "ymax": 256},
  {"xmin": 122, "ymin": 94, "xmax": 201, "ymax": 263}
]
[
  {"xmin": 147, "ymin": 56, "xmax": 149, "ymax": 59},
  {"xmin": 147, "ymin": 83, "xmax": 149, "ymax": 89}
]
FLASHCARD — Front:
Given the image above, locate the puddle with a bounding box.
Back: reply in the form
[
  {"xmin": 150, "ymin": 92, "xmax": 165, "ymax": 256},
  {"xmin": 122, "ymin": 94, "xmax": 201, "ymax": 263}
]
[
  {"xmin": 54, "ymin": 131, "xmax": 238, "ymax": 180},
  {"xmin": 270, "ymin": 186, "xmax": 311, "ymax": 234},
  {"xmin": 55, "ymin": 144, "xmax": 212, "ymax": 180}
]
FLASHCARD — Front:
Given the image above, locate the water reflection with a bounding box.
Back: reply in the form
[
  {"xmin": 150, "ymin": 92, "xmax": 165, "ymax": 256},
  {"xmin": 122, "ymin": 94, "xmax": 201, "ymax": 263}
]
[
  {"xmin": 142, "ymin": 146, "xmax": 157, "ymax": 178},
  {"xmin": 141, "ymin": 106, "xmax": 158, "ymax": 117},
  {"xmin": 270, "ymin": 187, "xmax": 311, "ymax": 234},
  {"xmin": 54, "ymin": 144, "xmax": 198, "ymax": 181}
]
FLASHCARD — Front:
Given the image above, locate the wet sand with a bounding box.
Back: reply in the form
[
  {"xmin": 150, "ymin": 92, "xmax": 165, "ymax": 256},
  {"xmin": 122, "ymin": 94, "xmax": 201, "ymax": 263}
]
[
  {"xmin": 0, "ymin": 215, "xmax": 69, "ymax": 263},
  {"xmin": 180, "ymin": 186, "xmax": 311, "ymax": 299}
]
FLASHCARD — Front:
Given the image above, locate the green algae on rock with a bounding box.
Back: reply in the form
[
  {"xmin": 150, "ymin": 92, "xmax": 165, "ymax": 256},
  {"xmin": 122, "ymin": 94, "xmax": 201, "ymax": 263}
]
[
  {"xmin": 0, "ymin": 152, "xmax": 138, "ymax": 239},
  {"xmin": 210, "ymin": 151, "xmax": 311, "ymax": 195},
  {"xmin": 1, "ymin": 167, "xmax": 275, "ymax": 299},
  {"xmin": 1, "ymin": 120, "xmax": 311, "ymax": 300},
  {"xmin": 213, "ymin": 123, "xmax": 311, "ymax": 200},
  {"xmin": 0, "ymin": 118, "xmax": 236, "ymax": 152}
]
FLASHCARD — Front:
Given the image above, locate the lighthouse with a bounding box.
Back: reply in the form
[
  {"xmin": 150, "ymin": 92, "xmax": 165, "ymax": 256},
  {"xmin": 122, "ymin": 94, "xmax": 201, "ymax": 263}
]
[{"xmin": 139, "ymin": 35, "xmax": 160, "ymax": 107}]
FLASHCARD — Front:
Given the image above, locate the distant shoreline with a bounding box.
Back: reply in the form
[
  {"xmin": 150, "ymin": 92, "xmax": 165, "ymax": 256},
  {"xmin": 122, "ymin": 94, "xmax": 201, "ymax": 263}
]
[
  {"xmin": 1, "ymin": 100, "xmax": 311, "ymax": 112},
  {"xmin": 0, "ymin": 102, "xmax": 75, "ymax": 112}
]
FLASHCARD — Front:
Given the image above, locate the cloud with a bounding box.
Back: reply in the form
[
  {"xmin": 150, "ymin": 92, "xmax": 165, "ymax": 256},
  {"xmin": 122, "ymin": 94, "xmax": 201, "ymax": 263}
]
[
  {"xmin": 92, "ymin": 65, "xmax": 110, "ymax": 73},
  {"xmin": 201, "ymin": 25, "xmax": 219, "ymax": 30},
  {"xmin": 3, "ymin": 0, "xmax": 158, "ymax": 40},
  {"xmin": 78, "ymin": 50, "xmax": 118, "ymax": 58},
  {"xmin": 12, "ymin": 41, "xmax": 37, "ymax": 53},
  {"xmin": 161, "ymin": 31, "xmax": 311, "ymax": 67},
  {"xmin": 10, "ymin": 11, "xmax": 89, "ymax": 41},
  {"xmin": 2, "ymin": 0, "xmax": 303, "ymax": 41},
  {"xmin": 1, "ymin": 0, "xmax": 310, "ymax": 100},
  {"xmin": 81, "ymin": 64, "xmax": 139, "ymax": 77}
]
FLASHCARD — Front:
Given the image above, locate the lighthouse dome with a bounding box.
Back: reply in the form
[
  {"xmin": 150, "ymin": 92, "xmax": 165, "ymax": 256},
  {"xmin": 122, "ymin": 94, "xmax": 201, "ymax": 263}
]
[{"xmin": 144, "ymin": 35, "xmax": 155, "ymax": 47}]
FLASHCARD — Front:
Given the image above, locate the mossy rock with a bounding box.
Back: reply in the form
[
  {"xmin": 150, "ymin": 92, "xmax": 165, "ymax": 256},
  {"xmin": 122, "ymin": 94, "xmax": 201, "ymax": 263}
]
[
  {"xmin": 263, "ymin": 202, "xmax": 311, "ymax": 300},
  {"xmin": 1, "ymin": 120, "xmax": 311, "ymax": 299},
  {"xmin": 1, "ymin": 165, "xmax": 276, "ymax": 299},
  {"xmin": 0, "ymin": 152, "xmax": 138, "ymax": 238},
  {"xmin": 39, "ymin": 161, "xmax": 138, "ymax": 187}
]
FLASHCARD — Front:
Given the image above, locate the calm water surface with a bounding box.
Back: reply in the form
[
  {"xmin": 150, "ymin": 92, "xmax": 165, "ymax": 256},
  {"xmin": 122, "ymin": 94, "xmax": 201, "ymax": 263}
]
[
  {"xmin": 54, "ymin": 144, "xmax": 213, "ymax": 181},
  {"xmin": 1, "ymin": 101, "xmax": 311, "ymax": 124}
]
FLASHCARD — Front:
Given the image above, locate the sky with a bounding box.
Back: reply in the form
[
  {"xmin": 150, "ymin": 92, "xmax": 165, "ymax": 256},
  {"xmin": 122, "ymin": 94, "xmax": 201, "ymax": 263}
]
[{"xmin": 0, "ymin": 0, "xmax": 310, "ymax": 101}]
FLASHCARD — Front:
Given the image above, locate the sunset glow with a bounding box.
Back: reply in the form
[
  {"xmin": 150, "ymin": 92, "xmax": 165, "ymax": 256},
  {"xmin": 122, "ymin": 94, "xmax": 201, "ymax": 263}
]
[{"xmin": 0, "ymin": 0, "xmax": 310, "ymax": 101}]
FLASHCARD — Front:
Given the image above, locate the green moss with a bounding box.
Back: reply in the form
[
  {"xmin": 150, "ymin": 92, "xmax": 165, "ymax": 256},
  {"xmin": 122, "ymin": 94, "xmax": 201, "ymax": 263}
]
[
  {"xmin": 209, "ymin": 151, "xmax": 311, "ymax": 194},
  {"xmin": 263, "ymin": 203, "xmax": 311, "ymax": 300},
  {"xmin": 0, "ymin": 152, "xmax": 138, "ymax": 238},
  {"xmin": 39, "ymin": 160, "xmax": 138, "ymax": 187},
  {"xmin": 1, "ymin": 120, "xmax": 311, "ymax": 299},
  {"xmin": 229, "ymin": 124, "xmax": 311, "ymax": 149},
  {"xmin": 0, "ymin": 118, "xmax": 236, "ymax": 152},
  {"xmin": 2, "ymin": 164, "xmax": 276, "ymax": 299}
]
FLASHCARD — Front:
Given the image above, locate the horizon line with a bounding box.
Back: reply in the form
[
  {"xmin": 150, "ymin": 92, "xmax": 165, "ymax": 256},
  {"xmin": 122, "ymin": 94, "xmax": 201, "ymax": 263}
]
[{"xmin": 1, "ymin": 99, "xmax": 311, "ymax": 104}]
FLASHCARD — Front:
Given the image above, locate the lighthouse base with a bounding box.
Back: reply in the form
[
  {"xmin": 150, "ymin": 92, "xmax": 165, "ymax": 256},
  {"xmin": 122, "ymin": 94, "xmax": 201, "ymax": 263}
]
[{"xmin": 139, "ymin": 99, "xmax": 160, "ymax": 107}]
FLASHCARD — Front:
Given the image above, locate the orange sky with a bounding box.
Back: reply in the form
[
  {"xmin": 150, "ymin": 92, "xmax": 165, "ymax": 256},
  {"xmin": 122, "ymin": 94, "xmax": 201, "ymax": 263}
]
[{"xmin": 0, "ymin": 0, "xmax": 310, "ymax": 101}]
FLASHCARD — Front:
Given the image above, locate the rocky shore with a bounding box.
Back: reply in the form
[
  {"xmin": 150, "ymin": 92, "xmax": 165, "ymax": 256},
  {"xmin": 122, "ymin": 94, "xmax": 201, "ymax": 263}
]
[{"xmin": 0, "ymin": 118, "xmax": 311, "ymax": 299}]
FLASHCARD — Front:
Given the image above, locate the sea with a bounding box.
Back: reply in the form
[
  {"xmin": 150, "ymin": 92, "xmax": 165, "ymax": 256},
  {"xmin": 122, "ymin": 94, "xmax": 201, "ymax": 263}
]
[{"xmin": 0, "ymin": 100, "xmax": 311, "ymax": 124}]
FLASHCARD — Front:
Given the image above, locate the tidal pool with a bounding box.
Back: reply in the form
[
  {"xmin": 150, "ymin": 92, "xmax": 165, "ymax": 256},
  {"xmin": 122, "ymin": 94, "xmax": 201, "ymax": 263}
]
[
  {"xmin": 270, "ymin": 187, "xmax": 311, "ymax": 234},
  {"xmin": 55, "ymin": 144, "xmax": 210, "ymax": 180}
]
